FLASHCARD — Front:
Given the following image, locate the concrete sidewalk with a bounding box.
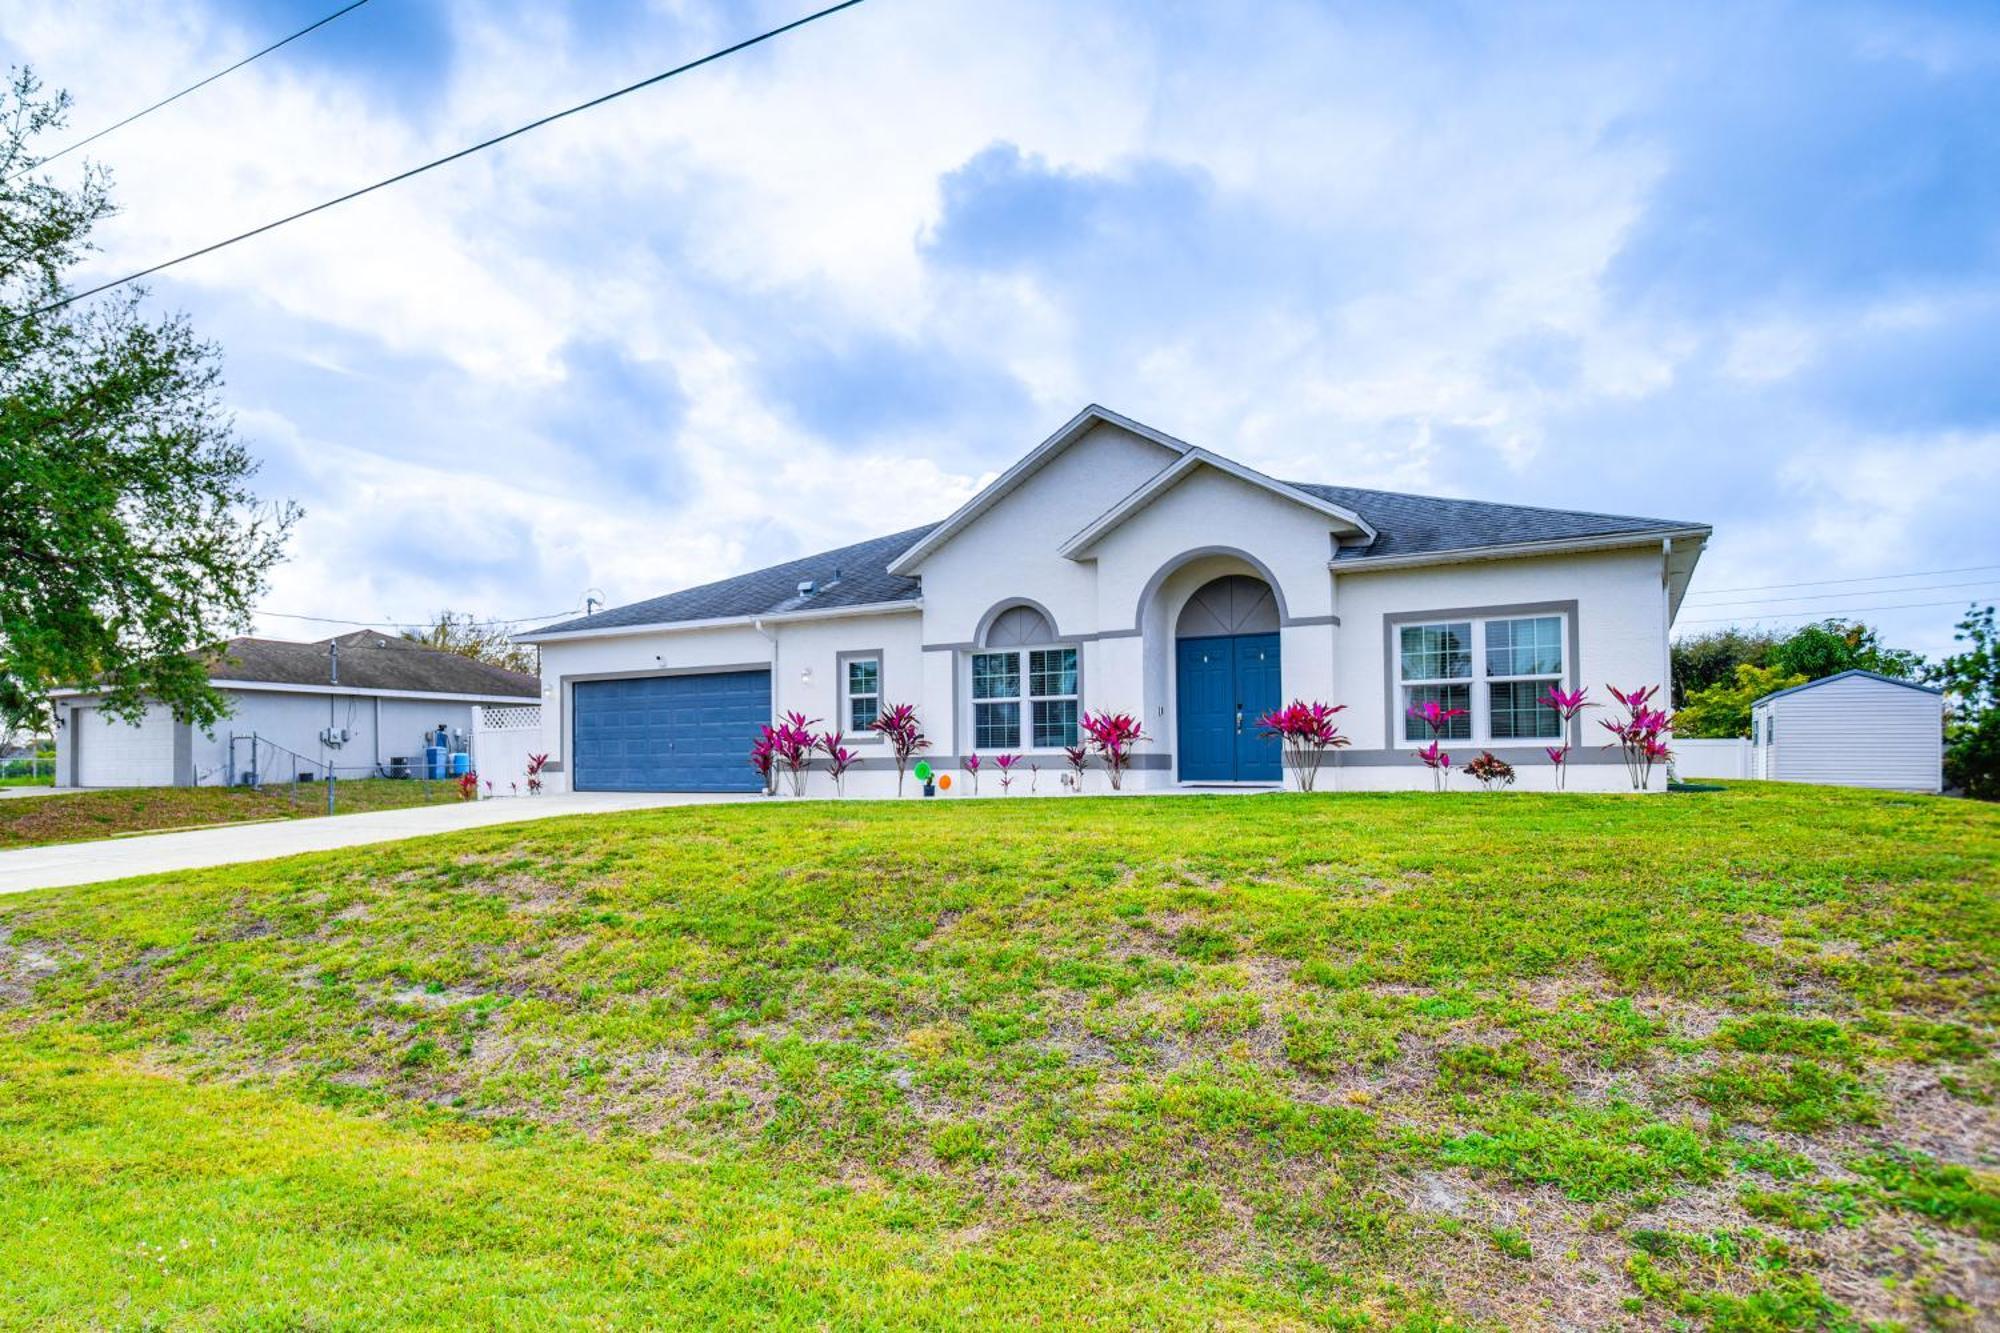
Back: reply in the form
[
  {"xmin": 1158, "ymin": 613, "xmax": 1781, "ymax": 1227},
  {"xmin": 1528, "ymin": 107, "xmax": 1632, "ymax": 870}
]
[{"xmin": 0, "ymin": 791, "xmax": 754, "ymax": 895}]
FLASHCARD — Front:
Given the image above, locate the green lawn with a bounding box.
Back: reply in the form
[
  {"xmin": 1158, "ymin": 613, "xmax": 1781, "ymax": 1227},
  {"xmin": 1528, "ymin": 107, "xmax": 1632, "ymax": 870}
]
[
  {"xmin": 1, "ymin": 784, "xmax": 1994, "ymax": 1329},
  {"xmin": 0, "ymin": 778, "xmax": 458, "ymax": 849}
]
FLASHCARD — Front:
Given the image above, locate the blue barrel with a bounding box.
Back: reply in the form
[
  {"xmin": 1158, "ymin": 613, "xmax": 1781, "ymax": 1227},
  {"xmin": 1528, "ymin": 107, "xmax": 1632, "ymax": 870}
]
[
  {"xmin": 451, "ymin": 752, "xmax": 471, "ymax": 777},
  {"xmin": 426, "ymin": 745, "xmax": 446, "ymax": 779}
]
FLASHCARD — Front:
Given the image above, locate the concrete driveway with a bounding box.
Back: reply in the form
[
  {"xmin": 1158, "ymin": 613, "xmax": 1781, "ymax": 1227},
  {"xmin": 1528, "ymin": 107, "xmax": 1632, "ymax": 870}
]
[{"xmin": 0, "ymin": 791, "xmax": 757, "ymax": 895}]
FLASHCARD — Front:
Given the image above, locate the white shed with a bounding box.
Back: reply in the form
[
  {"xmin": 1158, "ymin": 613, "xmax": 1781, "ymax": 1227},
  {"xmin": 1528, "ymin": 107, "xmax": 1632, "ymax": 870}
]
[{"xmin": 1749, "ymin": 669, "xmax": 1943, "ymax": 793}]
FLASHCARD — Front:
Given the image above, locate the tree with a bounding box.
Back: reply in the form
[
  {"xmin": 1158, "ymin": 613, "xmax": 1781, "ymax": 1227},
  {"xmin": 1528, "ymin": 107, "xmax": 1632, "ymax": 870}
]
[
  {"xmin": 1, "ymin": 70, "xmax": 295, "ymax": 734},
  {"xmin": 402, "ymin": 610, "xmax": 538, "ymax": 675},
  {"xmin": 1670, "ymin": 627, "xmax": 1777, "ymax": 707},
  {"xmin": 1768, "ymin": 619, "xmax": 1924, "ymax": 682},
  {"xmin": 1931, "ymin": 604, "xmax": 1999, "ymax": 800},
  {"xmin": 1674, "ymin": 663, "xmax": 1808, "ymax": 738}
]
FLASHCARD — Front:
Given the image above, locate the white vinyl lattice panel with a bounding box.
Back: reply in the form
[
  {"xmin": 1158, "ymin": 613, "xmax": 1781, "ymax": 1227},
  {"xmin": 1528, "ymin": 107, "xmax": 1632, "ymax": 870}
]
[
  {"xmin": 477, "ymin": 705, "xmax": 542, "ymax": 732},
  {"xmin": 471, "ymin": 704, "xmax": 546, "ymax": 790}
]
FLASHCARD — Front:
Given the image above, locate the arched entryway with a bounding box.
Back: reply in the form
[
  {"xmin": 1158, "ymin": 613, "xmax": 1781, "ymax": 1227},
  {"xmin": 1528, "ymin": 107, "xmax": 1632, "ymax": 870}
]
[{"xmin": 1175, "ymin": 575, "xmax": 1282, "ymax": 782}]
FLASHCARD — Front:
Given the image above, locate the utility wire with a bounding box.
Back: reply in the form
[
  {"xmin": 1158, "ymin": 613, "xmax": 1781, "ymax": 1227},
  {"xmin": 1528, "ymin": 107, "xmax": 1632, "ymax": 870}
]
[
  {"xmin": 4, "ymin": 1, "xmax": 373, "ymax": 183},
  {"xmin": 1677, "ymin": 597, "xmax": 1991, "ymax": 626},
  {"xmin": 18, "ymin": 0, "xmax": 869, "ymax": 319},
  {"xmin": 259, "ymin": 608, "xmax": 583, "ymax": 631},
  {"xmin": 1684, "ymin": 563, "xmax": 2000, "ymax": 598},
  {"xmin": 1682, "ymin": 580, "xmax": 1999, "ymax": 611}
]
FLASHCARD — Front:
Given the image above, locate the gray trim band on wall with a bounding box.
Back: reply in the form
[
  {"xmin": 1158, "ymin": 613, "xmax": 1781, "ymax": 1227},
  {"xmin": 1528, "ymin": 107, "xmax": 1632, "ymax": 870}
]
[
  {"xmin": 1381, "ymin": 599, "xmax": 1581, "ymax": 750},
  {"xmin": 1332, "ymin": 746, "xmax": 1621, "ymax": 767},
  {"xmin": 843, "ymin": 751, "xmax": 1171, "ymax": 773}
]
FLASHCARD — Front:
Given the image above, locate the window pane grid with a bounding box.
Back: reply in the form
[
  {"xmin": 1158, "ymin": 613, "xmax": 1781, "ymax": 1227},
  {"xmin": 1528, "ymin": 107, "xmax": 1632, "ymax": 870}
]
[
  {"xmin": 971, "ymin": 653, "xmax": 1019, "ymax": 701},
  {"xmin": 1489, "ymin": 679, "xmax": 1561, "ymax": 739},
  {"xmin": 974, "ymin": 701, "xmax": 1020, "ymax": 750},
  {"xmin": 1028, "ymin": 648, "xmax": 1077, "ymax": 698},
  {"xmin": 1032, "ymin": 699, "xmax": 1078, "ymax": 748},
  {"xmin": 1486, "ymin": 616, "xmax": 1563, "ymax": 678},
  {"xmin": 1399, "ymin": 622, "xmax": 1472, "ymax": 681}
]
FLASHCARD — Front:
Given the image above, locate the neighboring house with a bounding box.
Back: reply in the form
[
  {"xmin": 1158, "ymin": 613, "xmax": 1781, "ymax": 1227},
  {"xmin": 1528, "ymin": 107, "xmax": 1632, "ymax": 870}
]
[
  {"xmin": 1750, "ymin": 669, "xmax": 1943, "ymax": 793},
  {"xmin": 518, "ymin": 405, "xmax": 1711, "ymax": 794},
  {"xmin": 50, "ymin": 632, "xmax": 539, "ymax": 788}
]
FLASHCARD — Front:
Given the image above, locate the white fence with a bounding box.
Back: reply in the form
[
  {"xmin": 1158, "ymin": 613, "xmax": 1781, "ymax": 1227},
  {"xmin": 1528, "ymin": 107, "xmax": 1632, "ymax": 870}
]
[
  {"xmin": 470, "ymin": 704, "xmax": 545, "ymax": 794},
  {"xmin": 1672, "ymin": 737, "xmax": 1751, "ymax": 780}
]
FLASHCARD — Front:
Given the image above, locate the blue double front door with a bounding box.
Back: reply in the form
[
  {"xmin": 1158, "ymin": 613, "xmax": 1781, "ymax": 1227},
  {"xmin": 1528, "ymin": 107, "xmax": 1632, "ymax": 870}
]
[{"xmin": 1175, "ymin": 633, "xmax": 1282, "ymax": 782}]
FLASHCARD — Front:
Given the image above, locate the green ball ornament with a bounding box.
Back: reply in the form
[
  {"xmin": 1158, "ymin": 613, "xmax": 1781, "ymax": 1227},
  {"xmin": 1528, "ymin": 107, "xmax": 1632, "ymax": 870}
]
[{"xmin": 913, "ymin": 760, "xmax": 934, "ymax": 782}]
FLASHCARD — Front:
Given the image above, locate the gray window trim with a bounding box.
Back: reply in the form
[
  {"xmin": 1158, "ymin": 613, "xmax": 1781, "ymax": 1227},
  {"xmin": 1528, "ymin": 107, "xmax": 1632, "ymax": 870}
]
[
  {"xmin": 1382, "ymin": 600, "xmax": 1581, "ymax": 750},
  {"xmin": 835, "ymin": 648, "xmax": 886, "ymax": 744}
]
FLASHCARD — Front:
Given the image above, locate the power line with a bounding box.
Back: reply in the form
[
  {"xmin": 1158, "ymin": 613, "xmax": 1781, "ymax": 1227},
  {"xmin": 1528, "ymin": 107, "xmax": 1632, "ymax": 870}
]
[
  {"xmin": 1683, "ymin": 580, "xmax": 1999, "ymax": 611},
  {"xmin": 1677, "ymin": 597, "xmax": 1991, "ymax": 626},
  {"xmin": 1685, "ymin": 563, "xmax": 2000, "ymax": 598},
  {"xmin": 19, "ymin": 0, "xmax": 869, "ymax": 320},
  {"xmin": 5, "ymin": 1, "xmax": 373, "ymax": 183}
]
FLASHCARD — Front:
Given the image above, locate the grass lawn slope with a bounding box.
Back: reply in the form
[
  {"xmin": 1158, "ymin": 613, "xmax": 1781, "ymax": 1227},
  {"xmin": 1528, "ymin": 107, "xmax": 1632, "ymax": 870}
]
[
  {"xmin": 0, "ymin": 779, "xmax": 455, "ymax": 849},
  {"xmin": 1, "ymin": 784, "xmax": 1995, "ymax": 1329}
]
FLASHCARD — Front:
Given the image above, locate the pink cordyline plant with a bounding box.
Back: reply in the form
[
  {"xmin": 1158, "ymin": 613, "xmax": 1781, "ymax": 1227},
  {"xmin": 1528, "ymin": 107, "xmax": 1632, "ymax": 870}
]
[
  {"xmin": 1599, "ymin": 684, "xmax": 1673, "ymax": 791},
  {"xmin": 526, "ymin": 753, "xmax": 548, "ymax": 795},
  {"xmin": 1256, "ymin": 699, "xmax": 1351, "ymax": 792},
  {"xmin": 1062, "ymin": 743, "xmax": 1090, "ymax": 793},
  {"xmin": 817, "ymin": 730, "xmax": 857, "ymax": 797},
  {"xmin": 749, "ymin": 726, "xmax": 779, "ymax": 795},
  {"xmin": 1080, "ymin": 710, "xmax": 1148, "ymax": 791},
  {"xmin": 771, "ymin": 712, "xmax": 820, "ymax": 797},
  {"xmin": 868, "ymin": 702, "xmax": 931, "ymax": 796},
  {"xmin": 1416, "ymin": 740, "xmax": 1451, "ymax": 792},
  {"xmin": 963, "ymin": 751, "xmax": 982, "ymax": 796},
  {"xmin": 1407, "ymin": 698, "xmax": 1468, "ymax": 738},
  {"xmin": 994, "ymin": 752, "xmax": 1021, "ymax": 794},
  {"xmin": 1538, "ymin": 687, "xmax": 1593, "ymax": 791}
]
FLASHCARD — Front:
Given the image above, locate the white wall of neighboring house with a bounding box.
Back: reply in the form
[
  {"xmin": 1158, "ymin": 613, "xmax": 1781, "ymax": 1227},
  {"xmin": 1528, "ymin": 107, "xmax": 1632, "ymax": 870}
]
[
  {"xmin": 1752, "ymin": 673, "xmax": 1943, "ymax": 793},
  {"xmin": 54, "ymin": 688, "xmax": 509, "ymax": 788}
]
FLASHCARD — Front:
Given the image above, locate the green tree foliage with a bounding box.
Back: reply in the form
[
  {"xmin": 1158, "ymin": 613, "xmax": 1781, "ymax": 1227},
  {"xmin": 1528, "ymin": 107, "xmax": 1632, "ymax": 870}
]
[
  {"xmin": 1, "ymin": 70, "xmax": 295, "ymax": 733},
  {"xmin": 1674, "ymin": 664, "xmax": 1808, "ymax": 738},
  {"xmin": 1931, "ymin": 605, "xmax": 1999, "ymax": 800},
  {"xmin": 1670, "ymin": 628, "xmax": 1777, "ymax": 707},
  {"xmin": 401, "ymin": 610, "xmax": 538, "ymax": 676},
  {"xmin": 1768, "ymin": 620, "xmax": 1924, "ymax": 682}
]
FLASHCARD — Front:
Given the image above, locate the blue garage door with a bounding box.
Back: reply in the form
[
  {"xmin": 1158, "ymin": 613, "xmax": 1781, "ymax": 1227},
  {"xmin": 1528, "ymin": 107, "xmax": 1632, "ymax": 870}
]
[{"xmin": 572, "ymin": 671, "xmax": 771, "ymax": 792}]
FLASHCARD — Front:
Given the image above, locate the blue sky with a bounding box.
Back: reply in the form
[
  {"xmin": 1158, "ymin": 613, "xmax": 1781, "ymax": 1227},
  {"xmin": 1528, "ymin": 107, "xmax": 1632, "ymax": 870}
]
[{"xmin": 7, "ymin": 0, "xmax": 1998, "ymax": 657}]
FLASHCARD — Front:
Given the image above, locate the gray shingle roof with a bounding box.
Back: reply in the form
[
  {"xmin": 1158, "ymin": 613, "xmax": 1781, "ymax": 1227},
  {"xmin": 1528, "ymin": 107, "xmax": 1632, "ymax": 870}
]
[
  {"xmin": 207, "ymin": 632, "xmax": 539, "ymax": 698},
  {"xmin": 529, "ymin": 485, "xmax": 1704, "ymax": 636},
  {"xmin": 1292, "ymin": 483, "xmax": 1704, "ymax": 563},
  {"xmin": 1752, "ymin": 668, "xmax": 1942, "ymax": 705},
  {"xmin": 531, "ymin": 525, "xmax": 937, "ymax": 635}
]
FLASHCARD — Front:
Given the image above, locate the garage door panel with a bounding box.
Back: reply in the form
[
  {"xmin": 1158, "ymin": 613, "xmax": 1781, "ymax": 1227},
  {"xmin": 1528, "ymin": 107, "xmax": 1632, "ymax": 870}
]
[
  {"xmin": 76, "ymin": 704, "xmax": 177, "ymax": 787},
  {"xmin": 572, "ymin": 671, "xmax": 770, "ymax": 792}
]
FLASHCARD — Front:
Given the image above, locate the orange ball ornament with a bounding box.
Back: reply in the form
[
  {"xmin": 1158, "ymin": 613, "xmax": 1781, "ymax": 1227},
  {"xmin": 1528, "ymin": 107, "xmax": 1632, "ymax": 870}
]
[{"xmin": 937, "ymin": 773, "xmax": 952, "ymax": 791}]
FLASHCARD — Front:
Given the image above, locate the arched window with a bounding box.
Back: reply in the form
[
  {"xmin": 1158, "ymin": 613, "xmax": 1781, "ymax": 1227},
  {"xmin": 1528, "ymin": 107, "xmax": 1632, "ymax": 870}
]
[{"xmin": 970, "ymin": 604, "xmax": 1078, "ymax": 750}]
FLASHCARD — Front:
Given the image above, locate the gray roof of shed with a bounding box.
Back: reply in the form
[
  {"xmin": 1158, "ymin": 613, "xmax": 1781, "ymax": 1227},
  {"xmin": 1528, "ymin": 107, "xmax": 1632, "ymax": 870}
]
[
  {"xmin": 529, "ymin": 486, "xmax": 1702, "ymax": 637},
  {"xmin": 1751, "ymin": 668, "xmax": 1942, "ymax": 707},
  {"xmin": 206, "ymin": 632, "xmax": 539, "ymax": 698}
]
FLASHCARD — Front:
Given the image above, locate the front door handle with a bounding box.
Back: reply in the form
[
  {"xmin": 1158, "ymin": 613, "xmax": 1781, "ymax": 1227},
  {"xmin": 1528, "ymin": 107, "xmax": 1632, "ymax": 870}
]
[{"xmin": 1235, "ymin": 705, "xmax": 1244, "ymax": 734}]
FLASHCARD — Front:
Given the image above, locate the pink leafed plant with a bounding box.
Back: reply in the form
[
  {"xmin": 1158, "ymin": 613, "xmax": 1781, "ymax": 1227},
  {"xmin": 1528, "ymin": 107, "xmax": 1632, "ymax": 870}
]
[
  {"xmin": 963, "ymin": 751, "xmax": 982, "ymax": 796},
  {"xmin": 817, "ymin": 730, "xmax": 858, "ymax": 797},
  {"xmin": 457, "ymin": 768, "xmax": 480, "ymax": 801},
  {"xmin": 1538, "ymin": 687, "xmax": 1592, "ymax": 791},
  {"xmin": 526, "ymin": 752, "xmax": 549, "ymax": 796},
  {"xmin": 1256, "ymin": 699, "xmax": 1351, "ymax": 792},
  {"xmin": 1599, "ymin": 684, "xmax": 1673, "ymax": 790},
  {"xmin": 1465, "ymin": 750, "xmax": 1515, "ymax": 791},
  {"xmin": 1407, "ymin": 698, "xmax": 1468, "ymax": 738},
  {"xmin": 994, "ymin": 752, "xmax": 1022, "ymax": 794},
  {"xmin": 868, "ymin": 702, "xmax": 931, "ymax": 796},
  {"xmin": 1062, "ymin": 743, "xmax": 1090, "ymax": 793},
  {"xmin": 773, "ymin": 712, "xmax": 820, "ymax": 797},
  {"xmin": 1416, "ymin": 740, "xmax": 1451, "ymax": 792},
  {"xmin": 749, "ymin": 726, "xmax": 779, "ymax": 796},
  {"xmin": 1080, "ymin": 710, "xmax": 1148, "ymax": 791}
]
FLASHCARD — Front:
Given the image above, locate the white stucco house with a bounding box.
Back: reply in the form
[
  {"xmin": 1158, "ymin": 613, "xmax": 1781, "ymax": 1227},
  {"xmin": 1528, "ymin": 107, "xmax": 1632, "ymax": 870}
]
[
  {"xmin": 1750, "ymin": 669, "xmax": 1943, "ymax": 792},
  {"xmin": 51, "ymin": 632, "xmax": 539, "ymax": 788},
  {"xmin": 518, "ymin": 405, "xmax": 1710, "ymax": 795}
]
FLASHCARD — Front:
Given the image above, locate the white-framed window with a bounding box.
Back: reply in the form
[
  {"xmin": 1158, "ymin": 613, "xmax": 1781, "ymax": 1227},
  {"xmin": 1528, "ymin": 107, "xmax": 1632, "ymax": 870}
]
[
  {"xmin": 844, "ymin": 656, "xmax": 881, "ymax": 733},
  {"xmin": 1397, "ymin": 613, "xmax": 1566, "ymax": 745},
  {"xmin": 970, "ymin": 645, "xmax": 1079, "ymax": 750}
]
